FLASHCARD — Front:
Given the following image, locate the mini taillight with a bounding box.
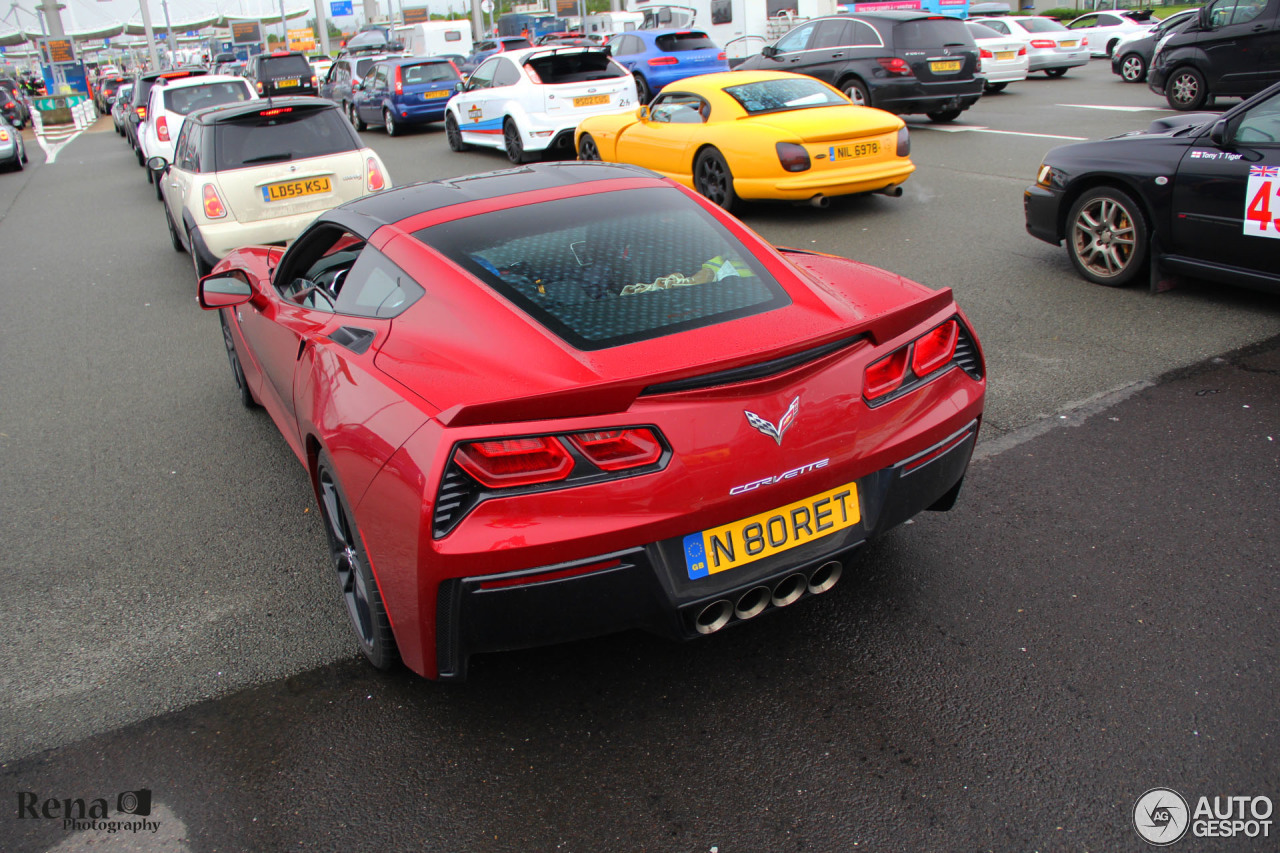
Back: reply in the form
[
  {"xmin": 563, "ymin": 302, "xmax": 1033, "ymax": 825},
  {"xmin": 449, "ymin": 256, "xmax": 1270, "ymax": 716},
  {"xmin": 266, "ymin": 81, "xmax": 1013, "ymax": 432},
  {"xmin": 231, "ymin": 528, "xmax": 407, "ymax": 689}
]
[
  {"xmin": 157, "ymin": 116, "xmax": 169, "ymax": 141},
  {"xmin": 394, "ymin": 66, "xmax": 402, "ymax": 95},
  {"xmin": 865, "ymin": 349, "xmax": 909, "ymax": 400},
  {"xmin": 567, "ymin": 429, "xmax": 662, "ymax": 471},
  {"xmin": 980, "ymin": 48, "xmax": 994, "ymax": 59},
  {"xmin": 648, "ymin": 55, "xmax": 679, "ymax": 66},
  {"xmin": 366, "ymin": 157, "xmax": 385, "ymax": 192},
  {"xmin": 910, "ymin": 320, "xmax": 959, "ymax": 377},
  {"xmin": 202, "ymin": 184, "xmax": 226, "ymax": 219},
  {"xmin": 255, "ymin": 81, "xmax": 264, "ymax": 93},
  {"xmin": 1030, "ymin": 39, "xmax": 1056, "ymax": 48},
  {"xmin": 0, "ymin": 129, "xmax": 9, "ymax": 142},
  {"xmin": 877, "ymin": 57, "xmax": 912, "ymax": 75},
  {"xmin": 776, "ymin": 141, "xmax": 810, "ymax": 173},
  {"xmin": 455, "ymin": 437, "xmax": 573, "ymax": 488}
]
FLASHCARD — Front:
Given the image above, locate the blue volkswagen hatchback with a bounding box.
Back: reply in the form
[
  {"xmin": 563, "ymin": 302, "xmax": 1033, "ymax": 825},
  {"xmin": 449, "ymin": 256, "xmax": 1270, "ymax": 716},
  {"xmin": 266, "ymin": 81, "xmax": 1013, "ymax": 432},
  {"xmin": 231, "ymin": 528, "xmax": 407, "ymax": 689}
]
[
  {"xmin": 351, "ymin": 57, "xmax": 463, "ymax": 135},
  {"xmin": 604, "ymin": 29, "xmax": 729, "ymax": 104}
]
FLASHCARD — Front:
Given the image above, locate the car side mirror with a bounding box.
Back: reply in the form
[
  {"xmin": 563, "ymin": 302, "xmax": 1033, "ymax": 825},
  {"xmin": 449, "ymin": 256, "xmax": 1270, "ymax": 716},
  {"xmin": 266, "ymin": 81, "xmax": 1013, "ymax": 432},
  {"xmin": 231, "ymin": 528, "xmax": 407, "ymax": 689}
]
[
  {"xmin": 637, "ymin": 105, "xmax": 650, "ymax": 121},
  {"xmin": 761, "ymin": 45, "xmax": 778, "ymax": 58},
  {"xmin": 1199, "ymin": 6, "xmax": 1213, "ymax": 28},
  {"xmin": 146, "ymin": 155, "xmax": 169, "ymax": 173},
  {"xmin": 198, "ymin": 274, "xmax": 253, "ymax": 310},
  {"xmin": 1210, "ymin": 118, "xmax": 1229, "ymax": 147}
]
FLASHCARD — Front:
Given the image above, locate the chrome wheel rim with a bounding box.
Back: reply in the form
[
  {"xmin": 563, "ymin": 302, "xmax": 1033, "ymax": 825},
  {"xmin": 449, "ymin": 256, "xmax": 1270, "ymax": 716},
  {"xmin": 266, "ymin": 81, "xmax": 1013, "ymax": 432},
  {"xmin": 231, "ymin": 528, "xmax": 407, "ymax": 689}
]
[
  {"xmin": 1172, "ymin": 73, "xmax": 1199, "ymax": 106},
  {"xmin": 319, "ymin": 470, "xmax": 374, "ymax": 650},
  {"xmin": 1121, "ymin": 56, "xmax": 1143, "ymax": 82},
  {"xmin": 844, "ymin": 85, "xmax": 866, "ymax": 106},
  {"xmin": 384, "ymin": 110, "xmax": 394, "ymax": 134},
  {"xmin": 1071, "ymin": 197, "xmax": 1137, "ymax": 279}
]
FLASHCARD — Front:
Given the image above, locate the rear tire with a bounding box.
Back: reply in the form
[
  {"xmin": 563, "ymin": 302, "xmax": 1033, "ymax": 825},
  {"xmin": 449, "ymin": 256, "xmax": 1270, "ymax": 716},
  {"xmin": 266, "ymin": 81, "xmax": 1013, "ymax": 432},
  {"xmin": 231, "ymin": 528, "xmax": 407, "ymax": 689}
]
[
  {"xmin": 188, "ymin": 226, "xmax": 212, "ymax": 280},
  {"xmin": 348, "ymin": 102, "xmax": 365, "ymax": 131},
  {"xmin": 383, "ymin": 109, "xmax": 398, "ymax": 136},
  {"xmin": 315, "ymin": 452, "xmax": 400, "ymax": 671},
  {"xmin": 926, "ymin": 108, "xmax": 963, "ymax": 123},
  {"xmin": 633, "ymin": 72, "xmax": 651, "ymax": 104},
  {"xmin": 693, "ymin": 147, "xmax": 738, "ymax": 213},
  {"xmin": 984, "ymin": 81, "xmax": 1008, "ymax": 93},
  {"xmin": 577, "ymin": 133, "xmax": 601, "ymax": 161},
  {"xmin": 1044, "ymin": 67, "xmax": 1068, "ymax": 78},
  {"xmin": 503, "ymin": 117, "xmax": 529, "ymax": 164},
  {"xmin": 839, "ymin": 77, "xmax": 871, "ymax": 107},
  {"xmin": 445, "ymin": 111, "xmax": 468, "ymax": 151}
]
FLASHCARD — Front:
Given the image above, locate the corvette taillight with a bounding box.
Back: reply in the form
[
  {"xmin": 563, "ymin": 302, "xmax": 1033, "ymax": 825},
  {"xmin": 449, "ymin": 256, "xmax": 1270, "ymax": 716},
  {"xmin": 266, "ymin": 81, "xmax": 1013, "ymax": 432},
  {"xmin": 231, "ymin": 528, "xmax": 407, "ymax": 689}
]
[
  {"xmin": 864, "ymin": 319, "xmax": 965, "ymax": 403},
  {"xmin": 366, "ymin": 157, "xmax": 385, "ymax": 191},
  {"xmin": 157, "ymin": 116, "xmax": 169, "ymax": 141},
  {"xmin": 910, "ymin": 319, "xmax": 958, "ymax": 377},
  {"xmin": 776, "ymin": 142, "xmax": 810, "ymax": 173},
  {"xmin": 455, "ymin": 437, "xmax": 573, "ymax": 488},
  {"xmin": 567, "ymin": 429, "xmax": 662, "ymax": 471},
  {"xmin": 202, "ymin": 184, "xmax": 227, "ymax": 219}
]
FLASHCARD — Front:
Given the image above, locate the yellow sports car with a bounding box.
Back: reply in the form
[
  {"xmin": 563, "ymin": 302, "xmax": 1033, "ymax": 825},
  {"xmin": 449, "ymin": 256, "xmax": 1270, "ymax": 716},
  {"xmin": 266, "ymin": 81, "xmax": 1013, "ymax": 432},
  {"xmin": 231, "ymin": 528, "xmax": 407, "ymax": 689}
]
[{"xmin": 574, "ymin": 70, "xmax": 914, "ymax": 211}]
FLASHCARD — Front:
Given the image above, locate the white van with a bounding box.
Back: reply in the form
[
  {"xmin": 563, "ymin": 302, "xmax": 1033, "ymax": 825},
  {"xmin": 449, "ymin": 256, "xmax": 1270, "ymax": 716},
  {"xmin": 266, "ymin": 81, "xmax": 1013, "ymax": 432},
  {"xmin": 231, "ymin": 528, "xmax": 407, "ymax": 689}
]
[{"xmin": 393, "ymin": 21, "xmax": 474, "ymax": 57}]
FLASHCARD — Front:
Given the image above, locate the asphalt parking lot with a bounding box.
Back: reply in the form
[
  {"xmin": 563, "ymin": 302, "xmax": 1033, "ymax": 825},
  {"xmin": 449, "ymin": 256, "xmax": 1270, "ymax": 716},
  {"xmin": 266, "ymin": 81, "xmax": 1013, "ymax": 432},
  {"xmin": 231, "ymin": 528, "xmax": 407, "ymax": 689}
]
[{"xmin": 1, "ymin": 59, "xmax": 1277, "ymax": 850}]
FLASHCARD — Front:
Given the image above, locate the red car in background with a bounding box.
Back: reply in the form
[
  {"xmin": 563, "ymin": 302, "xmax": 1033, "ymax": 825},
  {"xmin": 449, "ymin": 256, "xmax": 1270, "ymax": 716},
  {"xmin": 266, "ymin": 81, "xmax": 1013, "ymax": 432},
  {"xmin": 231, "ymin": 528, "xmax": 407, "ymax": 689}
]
[{"xmin": 198, "ymin": 162, "xmax": 986, "ymax": 680}]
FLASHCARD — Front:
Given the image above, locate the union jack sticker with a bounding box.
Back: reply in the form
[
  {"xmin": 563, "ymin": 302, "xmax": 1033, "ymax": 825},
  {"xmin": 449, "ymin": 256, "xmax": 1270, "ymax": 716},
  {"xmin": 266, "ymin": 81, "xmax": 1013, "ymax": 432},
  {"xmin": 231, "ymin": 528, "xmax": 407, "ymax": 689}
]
[{"xmin": 1248, "ymin": 165, "xmax": 1279, "ymax": 178}]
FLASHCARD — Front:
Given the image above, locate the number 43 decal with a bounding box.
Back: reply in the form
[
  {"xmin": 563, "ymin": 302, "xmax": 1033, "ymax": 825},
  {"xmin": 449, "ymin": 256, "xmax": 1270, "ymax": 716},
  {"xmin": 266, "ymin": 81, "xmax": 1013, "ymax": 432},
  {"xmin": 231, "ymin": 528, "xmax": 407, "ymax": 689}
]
[{"xmin": 1244, "ymin": 167, "xmax": 1280, "ymax": 239}]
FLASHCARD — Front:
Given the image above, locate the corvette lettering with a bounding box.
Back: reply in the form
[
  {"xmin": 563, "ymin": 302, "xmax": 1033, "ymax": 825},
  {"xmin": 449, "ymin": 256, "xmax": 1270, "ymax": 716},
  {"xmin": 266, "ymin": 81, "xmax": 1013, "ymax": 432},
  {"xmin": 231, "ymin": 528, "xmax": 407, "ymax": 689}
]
[{"xmin": 730, "ymin": 458, "xmax": 829, "ymax": 495}]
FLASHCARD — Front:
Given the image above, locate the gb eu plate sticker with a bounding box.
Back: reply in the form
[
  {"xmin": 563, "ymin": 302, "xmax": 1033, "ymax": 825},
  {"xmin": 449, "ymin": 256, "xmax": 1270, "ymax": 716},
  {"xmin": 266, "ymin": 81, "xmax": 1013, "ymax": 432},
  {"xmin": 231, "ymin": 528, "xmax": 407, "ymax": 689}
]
[{"xmin": 1244, "ymin": 165, "xmax": 1280, "ymax": 239}]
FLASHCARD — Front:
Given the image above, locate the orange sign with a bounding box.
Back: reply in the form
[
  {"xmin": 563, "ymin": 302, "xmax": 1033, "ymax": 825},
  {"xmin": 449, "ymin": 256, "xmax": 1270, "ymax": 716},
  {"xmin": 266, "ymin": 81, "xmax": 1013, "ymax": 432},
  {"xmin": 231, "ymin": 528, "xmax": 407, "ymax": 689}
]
[
  {"xmin": 403, "ymin": 6, "xmax": 430, "ymax": 23},
  {"xmin": 287, "ymin": 27, "xmax": 316, "ymax": 51},
  {"xmin": 231, "ymin": 21, "xmax": 263, "ymax": 44},
  {"xmin": 45, "ymin": 38, "xmax": 76, "ymax": 64}
]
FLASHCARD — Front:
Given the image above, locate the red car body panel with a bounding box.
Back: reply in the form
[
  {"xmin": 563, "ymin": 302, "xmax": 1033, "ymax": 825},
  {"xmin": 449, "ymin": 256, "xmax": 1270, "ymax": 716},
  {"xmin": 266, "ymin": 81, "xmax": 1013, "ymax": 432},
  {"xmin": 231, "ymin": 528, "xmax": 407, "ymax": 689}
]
[{"xmin": 204, "ymin": 164, "xmax": 986, "ymax": 679}]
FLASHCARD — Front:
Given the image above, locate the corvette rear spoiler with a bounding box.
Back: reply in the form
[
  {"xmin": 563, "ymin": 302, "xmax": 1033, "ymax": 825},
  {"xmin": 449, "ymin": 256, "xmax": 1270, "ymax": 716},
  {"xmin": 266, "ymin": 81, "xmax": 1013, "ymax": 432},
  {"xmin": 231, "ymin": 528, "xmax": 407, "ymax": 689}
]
[{"xmin": 436, "ymin": 287, "xmax": 956, "ymax": 428}]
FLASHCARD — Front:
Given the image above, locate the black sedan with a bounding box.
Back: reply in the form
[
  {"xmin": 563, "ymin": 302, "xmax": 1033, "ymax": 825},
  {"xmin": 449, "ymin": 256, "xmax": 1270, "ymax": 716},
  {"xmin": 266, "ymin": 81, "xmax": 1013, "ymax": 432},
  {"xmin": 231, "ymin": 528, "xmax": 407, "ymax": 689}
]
[{"xmin": 1024, "ymin": 81, "xmax": 1280, "ymax": 293}]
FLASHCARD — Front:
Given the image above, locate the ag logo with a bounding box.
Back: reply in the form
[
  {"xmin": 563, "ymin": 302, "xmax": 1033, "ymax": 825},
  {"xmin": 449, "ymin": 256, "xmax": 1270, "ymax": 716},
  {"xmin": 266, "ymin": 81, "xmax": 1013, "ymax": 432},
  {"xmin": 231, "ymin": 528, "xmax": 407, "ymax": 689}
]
[
  {"xmin": 468, "ymin": 103, "xmax": 483, "ymax": 123},
  {"xmin": 1134, "ymin": 788, "xmax": 1190, "ymax": 846}
]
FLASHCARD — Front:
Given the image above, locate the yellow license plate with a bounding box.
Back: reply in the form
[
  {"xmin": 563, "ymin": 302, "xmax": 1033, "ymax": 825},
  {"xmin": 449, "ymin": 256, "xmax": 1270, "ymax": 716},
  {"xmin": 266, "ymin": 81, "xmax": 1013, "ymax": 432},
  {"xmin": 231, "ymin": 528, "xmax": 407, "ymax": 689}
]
[
  {"xmin": 425, "ymin": 89, "xmax": 451, "ymax": 99},
  {"xmin": 573, "ymin": 94, "xmax": 610, "ymax": 107},
  {"xmin": 276, "ymin": 78, "xmax": 300, "ymax": 88},
  {"xmin": 683, "ymin": 482, "xmax": 860, "ymax": 579},
  {"xmin": 262, "ymin": 176, "xmax": 332, "ymax": 202},
  {"xmin": 831, "ymin": 140, "xmax": 880, "ymax": 160},
  {"xmin": 996, "ymin": 50, "xmax": 1016, "ymax": 60},
  {"xmin": 1061, "ymin": 40, "xmax": 1077, "ymax": 47},
  {"xmin": 930, "ymin": 60, "xmax": 962, "ymax": 73}
]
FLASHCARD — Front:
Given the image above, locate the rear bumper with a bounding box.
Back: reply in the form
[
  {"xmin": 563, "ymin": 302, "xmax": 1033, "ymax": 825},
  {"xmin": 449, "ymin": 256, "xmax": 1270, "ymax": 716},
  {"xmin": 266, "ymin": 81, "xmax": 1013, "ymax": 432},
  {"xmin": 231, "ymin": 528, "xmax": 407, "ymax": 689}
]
[
  {"xmin": 389, "ymin": 99, "xmax": 451, "ymax": 124},
  {"xmin": 435, "ymin": 418, "xmax": 980, "ymax": 680},
  {"xmin": 737, "ymin": 160, "xmax": 916, "ymax": 201},
  {"xmin": 1027, "ymin": 51, "xmax": 1090, "ymax": 71},
  {"xmin": 871, "ymin": 79, "xmax": 982, "ymax": 115}
]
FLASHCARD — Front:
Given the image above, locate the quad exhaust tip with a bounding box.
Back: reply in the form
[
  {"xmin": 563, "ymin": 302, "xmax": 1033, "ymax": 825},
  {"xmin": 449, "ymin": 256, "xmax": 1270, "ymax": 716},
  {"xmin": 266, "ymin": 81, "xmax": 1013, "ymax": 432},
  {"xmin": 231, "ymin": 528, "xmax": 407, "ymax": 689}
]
[
  {"xmin": 808, "ymin": 561, "xmax": 843, "ymax": 595},
  {"xmin": 694, "ymin": 599, "xmax": 733, "ymax": 635},
  {"xmin": 692, "ymin": 562, "xmax": 845, "ymax": 635},
  {"xmin": 772, "ymin": 573, "xmax": 808, "ymax": 608},
  {"xmin": 734, "ymin": 586, "xmax": 772, "ymax": 621}
]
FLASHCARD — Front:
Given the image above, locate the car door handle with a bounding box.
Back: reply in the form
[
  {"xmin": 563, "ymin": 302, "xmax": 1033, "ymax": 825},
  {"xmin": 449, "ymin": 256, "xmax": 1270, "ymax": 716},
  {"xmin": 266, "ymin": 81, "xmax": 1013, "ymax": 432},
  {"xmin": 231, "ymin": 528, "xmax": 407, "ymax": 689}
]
[{"xmin": 832, "ymin": 52, "xmax": 844, "ymax": 58}]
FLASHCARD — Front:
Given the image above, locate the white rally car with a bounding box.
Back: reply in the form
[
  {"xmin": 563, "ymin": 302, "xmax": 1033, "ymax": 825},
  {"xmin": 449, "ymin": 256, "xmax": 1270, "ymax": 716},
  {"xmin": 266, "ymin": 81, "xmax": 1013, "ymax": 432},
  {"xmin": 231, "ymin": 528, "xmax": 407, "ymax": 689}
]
[{"xmin": 444, "ymin": 45, "xmax": 638, "ymax": 163}]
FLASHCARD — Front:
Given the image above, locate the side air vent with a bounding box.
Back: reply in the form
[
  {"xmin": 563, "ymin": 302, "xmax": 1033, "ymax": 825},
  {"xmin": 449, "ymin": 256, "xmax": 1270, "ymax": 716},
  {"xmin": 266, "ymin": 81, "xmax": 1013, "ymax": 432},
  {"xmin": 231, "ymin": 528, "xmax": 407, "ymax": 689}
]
[{"xmin": 329, "ymin": 326, "xmax": 376, "ymax": 354}]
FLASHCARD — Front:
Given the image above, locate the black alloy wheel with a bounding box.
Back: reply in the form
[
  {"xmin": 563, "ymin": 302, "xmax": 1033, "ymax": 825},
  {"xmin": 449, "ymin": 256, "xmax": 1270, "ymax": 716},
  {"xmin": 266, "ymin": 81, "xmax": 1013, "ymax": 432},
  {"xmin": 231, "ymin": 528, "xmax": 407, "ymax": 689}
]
[
  {"xmin": 693, "ymin": 147, "xmax": 738, "ymax": 212},
  {"xmin": 1066, "ymin": 186, "xmax": 1149, "ymax": 287},
  {"xmin": 445, "ymin": 111, "xmax": 468, "ymax": 151},
  {"xmin": 577, "ymin": 133, "xmax": 601, "ymax": 161},
  {"xmin": 633, "ymin": 72, "xmax": 651, "ymax": 104},
  {"xmin": 316, "ymin": 454, "xmax": 399, "ymax": 670},
  {"xmin": 219, "ymin": 311, "xmax": 256, "ymax": 408},
  {"xmin": 503, "ymin": 117, "xmax": 528, "ymax": 164}
]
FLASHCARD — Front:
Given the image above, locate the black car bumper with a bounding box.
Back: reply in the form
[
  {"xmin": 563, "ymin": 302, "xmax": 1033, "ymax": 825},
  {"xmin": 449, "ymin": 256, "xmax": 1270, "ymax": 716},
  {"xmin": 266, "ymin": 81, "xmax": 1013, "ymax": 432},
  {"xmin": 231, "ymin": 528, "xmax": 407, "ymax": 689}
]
[
  {"xmin": 435, "ymin": 420, "xmax": 980, "ymax": 679},
  {"xmin": 872, "ymin": 79, "xmax": 983, "ymax": 115},
  {"xmin": 1024, "ymin": 184, "xmax": 1065, "ymax": 245}
]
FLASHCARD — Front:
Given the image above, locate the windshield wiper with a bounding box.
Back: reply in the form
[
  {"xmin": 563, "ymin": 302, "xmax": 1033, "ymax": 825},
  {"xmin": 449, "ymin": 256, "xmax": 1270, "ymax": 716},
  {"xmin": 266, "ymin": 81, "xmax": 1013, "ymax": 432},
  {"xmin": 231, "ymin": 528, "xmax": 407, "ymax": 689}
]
[{"xmin": 242, "ymin": 153, "xmax": 294, "ymax": 164}]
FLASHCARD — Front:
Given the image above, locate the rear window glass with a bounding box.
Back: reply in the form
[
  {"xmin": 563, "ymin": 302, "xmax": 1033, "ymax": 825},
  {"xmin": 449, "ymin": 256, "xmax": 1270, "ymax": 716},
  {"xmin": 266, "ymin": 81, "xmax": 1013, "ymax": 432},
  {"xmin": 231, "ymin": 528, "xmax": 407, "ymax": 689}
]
[
  {"xmin": 965, "ymin": 22, "xmax": 1002, "ymax": 39},
  {"xmin": 213, "ymin": 107, "xmax": 358, "ymax": 170},
  {"xmin": 525, "ymin": 50, "xmax": 625, "ymax": 83},
  {"xmin": 894, "ymin": 18, "xmax": 974, "ymax": 49},
  {"xmin": 164, "ymin": 81, "xmax": 252, "ymax": 115},
  {"xmin": 402, "ymin": 62, "xmax": 459, "ymax": 84},
  {"xmin": 724, "ymin": 77, "xmax": 847, "ymax": 114},
  {"xmin": 502, "ymin": 38, "xmax": 533, "ymax": 48},
  {"xmin": 655, "ymin": 31, "xmax": 717, "ymax": 51},
  {"xmin": 260, "ymin": 55, "xmax": 311, "ymax": 77},
  {"xmin": 1018, "ymin": 17, "xmax": 1068, "ymax": 33},
  {"xmin": 356, "ymin": 58, "xmax": 378, "ymax": 77},
  {"xmin": 413, "ymin": 188, "xmax": 789, "ymax": 351}
]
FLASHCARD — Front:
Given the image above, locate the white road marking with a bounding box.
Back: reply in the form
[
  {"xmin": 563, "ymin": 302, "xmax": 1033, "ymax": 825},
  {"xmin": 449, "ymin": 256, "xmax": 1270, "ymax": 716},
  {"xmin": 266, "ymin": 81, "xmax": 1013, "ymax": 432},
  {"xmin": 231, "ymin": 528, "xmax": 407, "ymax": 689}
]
[
  {"xmin": 1056, "ymin": 103, "xmax": 1174, "ymax": 112},
  {"xmin": 912, "ymin": 124, "xmax": 1088, "ymax": 141}
]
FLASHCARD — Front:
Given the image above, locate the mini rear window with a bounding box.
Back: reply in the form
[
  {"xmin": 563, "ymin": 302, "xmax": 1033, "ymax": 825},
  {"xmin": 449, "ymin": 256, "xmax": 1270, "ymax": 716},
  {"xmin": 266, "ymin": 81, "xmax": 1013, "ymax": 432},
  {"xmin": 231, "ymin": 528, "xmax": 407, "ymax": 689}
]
[
  {"xmin": 402, "ymin": 62, "xmax": 459, "ymax": 84},
  {"xmin": 894, "ymin": 17, "xmax": 974, "ymax": 49},
  {"xmin": 413, "ymin": 188, "xmax": 789, "ymax": 351},
  {"xmin": 261, "ymin": 55, "xmax": 311, "ymax": 77},
  {"xmin": 655, "ymin": 31, "xmax": 717, "ymax": 51},
  {"xmin": 164, "ymin": 81, "xmax": 252, "ymax": 116},
  {"xmin": 724, "ymin": 77, "xmax": 847, "ymax": 114},
  {"xmin": 525, "ymin": 50, "xmax": 625, "ymax": 84},
  {"xmin": 213, "ymin": 106, "xmax": 358, "ymax": 171}
]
